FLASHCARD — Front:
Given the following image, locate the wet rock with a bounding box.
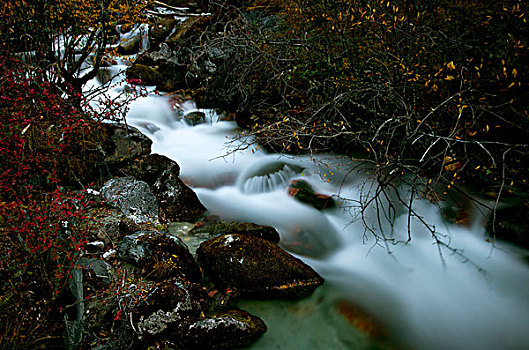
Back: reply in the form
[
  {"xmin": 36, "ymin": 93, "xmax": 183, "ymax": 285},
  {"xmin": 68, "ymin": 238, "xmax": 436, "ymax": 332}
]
[
  {"xmin": 152, "ymin": 169, "xmax": 206, "ymax": 223},
  {"xmin": 279, "ymin": 227, "xmax": 337, "ymax": 259},
  {"xmin": 75, "ymin": 258, "xmax": 113, "ymax": 286},
  {"xmin": 96, "ymin": 67, "xmax": 112, "ymax": 85},
  {"xmin": 197, "ymin": 234, "xmax": 324, "ymax": 298},
  {"xmin": 150, "ymin": 19, "xmax": 179, "ymax": 48},
  {"xmin": 118, "ymin": 30, "xmax": 143, "ymax": 55},
  {"xmin": 117, "ymin": 231, "xmax": 202, "ymax": 283},
  {"xmin": 121, "ymin": 153, "xmax": 180, "ymax": 185},
  {"xmin": 133, "ymin": 279, "xmax": 209, "ymax": 339},
  {"xmin": 486, "ymin": 205, "xmax": 529, "ymax": 249},
  {"xmin": 102, "ymin": 123, "xmax": 152, "ymax": 166},
  {"xmin": 88, "ymin": 207, "xmax": 142, "ymax": 246},
  {"xmin": 100, "ymin": 177, "xmax": 159, "ymax": 224},
  {"xmin": 287, "ymin": 179, "xmax": 336, "ymax": 210},
  {"xmin": 156, "ymin": 61, "xmax": 187, "ymax": 92},
  {"xmin": 190, "ymin": 220, "xmax": 280, "ymax": 244},
  {"xmin": 126, "ymin": 63, "xmax": 163, "ymax": 86},
  {"xmin": 85, "ymin": 241, "xmax": 105, "ymax": 255},
  {"xmin": 175, "ymin": 309, "xmax": 267, "ymax": 349},
  {"xmin": 184, "ymin": 111, "xmax": 206, "ymax": 126}
]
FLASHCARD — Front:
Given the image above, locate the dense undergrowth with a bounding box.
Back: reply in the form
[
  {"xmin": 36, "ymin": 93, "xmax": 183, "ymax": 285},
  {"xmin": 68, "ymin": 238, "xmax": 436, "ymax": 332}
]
[
  {"xmin": 0, "ymin": 57, "xmax": 103, "ymax": 348},
  {"xmin": 189, "ymin": 0, "xmax": 529, "ymax": 200}
]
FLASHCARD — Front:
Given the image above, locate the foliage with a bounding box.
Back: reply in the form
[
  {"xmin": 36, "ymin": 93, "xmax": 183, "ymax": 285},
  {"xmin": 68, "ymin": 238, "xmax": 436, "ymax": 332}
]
[
  {"xmin": 0, "ymin": 0, "xmax": 152, "ymax": 94},
  {"xmin": 190, "ymin": 0, "xmax": 529, "ymax": 199},
  {"xmin": 0, "ymin": 0, "xmax": 154, "ymax": 346},
  {"xmin": 0, "ymin": 56, "xmax": 105, "ymax": 347}
]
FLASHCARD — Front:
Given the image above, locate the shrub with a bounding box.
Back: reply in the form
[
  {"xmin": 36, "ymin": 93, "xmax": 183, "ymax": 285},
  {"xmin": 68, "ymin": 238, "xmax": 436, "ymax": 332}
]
[{"xmin": 0, "ymin": 56, "xmax": 99, "ymax": 348}]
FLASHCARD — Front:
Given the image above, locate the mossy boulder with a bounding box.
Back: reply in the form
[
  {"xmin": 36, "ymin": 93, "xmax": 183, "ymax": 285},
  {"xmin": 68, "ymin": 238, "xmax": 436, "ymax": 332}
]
[
  {"xmin": 190, "ymin": 220, "xmax": 280, "ymax": 244},
  {"xmin": 117, "ymin": 231, "xmax": 202, "ymax": 283},
  {"xmin": 175, "ymin": 309, "xmax": 267, "ymax": 349},
  {"xmin": 87, "ymin": 206, "xmax": 142, "ymax": 246},
  {"xmin": 197, "ymin": 234, "xmax": 324, "ymax": 298},
  {"xmin": 486, "ymin": 205, "xmax": 529, "ymax": 249}
]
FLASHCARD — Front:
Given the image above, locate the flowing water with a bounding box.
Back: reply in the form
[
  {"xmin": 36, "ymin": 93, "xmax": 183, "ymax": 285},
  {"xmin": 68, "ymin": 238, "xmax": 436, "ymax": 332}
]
[
  {"xmin": 83, "ymin": 48, "xmax": 529, "ymax": 347},
  {"xmin": 123, "ymin": 95, "xmax": 529, "ymax": 349}
]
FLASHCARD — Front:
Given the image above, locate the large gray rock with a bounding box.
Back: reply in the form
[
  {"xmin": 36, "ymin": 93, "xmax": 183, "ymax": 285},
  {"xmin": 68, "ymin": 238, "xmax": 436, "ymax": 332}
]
[
  {"xmin": 100, "ymin": 177, "xmax": 159, "ymax": 224},
  {"xmin": 197, "ymin": 234, "xmax": 324, "ymax": 298},
  {"xmin": 117, "ymin": 231, "xmax": 202, "ymax": 283},
  {"xmin": 175, "ymin": 309, "xmax": 267, "ymax": 349},
  {"xmin": 152, "ymin": 170, "xmax": 206, "ymax": 223}
]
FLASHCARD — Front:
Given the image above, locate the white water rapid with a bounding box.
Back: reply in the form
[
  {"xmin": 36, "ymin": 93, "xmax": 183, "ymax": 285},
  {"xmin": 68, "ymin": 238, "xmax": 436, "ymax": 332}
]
[
  {"xmin": 123, "ymin": 94, "xmax": 529, "ymax": 349},
  {"xmin": 82, "ymin": 46, "xmax": 529, "ymax": 347}
]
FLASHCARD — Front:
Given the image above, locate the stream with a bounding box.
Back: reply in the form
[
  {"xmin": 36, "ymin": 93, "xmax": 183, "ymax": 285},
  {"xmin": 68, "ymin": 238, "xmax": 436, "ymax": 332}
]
[
  {"xmin": 83, "ymin": 30, "xmax": 529, "ymax": 349},
  {"xmin": 124, "ymin": 95, "xmax": 529, "ymax": 349}
]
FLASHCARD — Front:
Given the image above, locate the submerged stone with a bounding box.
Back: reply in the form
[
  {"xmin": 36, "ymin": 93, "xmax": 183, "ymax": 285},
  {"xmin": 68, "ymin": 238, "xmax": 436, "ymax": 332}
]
[
  {"xmin": 197, "ymin": 234, "xmax": 324, "ymax": 298},
  {"xmin": 287, "ymin": 179, "xmax": 336, "ymax": 210},
  {"xmin": 184, "ymin": 111, "xmax": 207, "ymax": 126}
]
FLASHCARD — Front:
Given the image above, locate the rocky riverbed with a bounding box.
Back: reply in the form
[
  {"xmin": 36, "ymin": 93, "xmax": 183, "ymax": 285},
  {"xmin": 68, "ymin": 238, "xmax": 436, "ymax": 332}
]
[
  {"xmin": 63, "ymin": 123, "xmax": 338, "ymax": 349},
  {"xmin": 69, "ymin": 2, "xmax": 529, "ymax": 348}
]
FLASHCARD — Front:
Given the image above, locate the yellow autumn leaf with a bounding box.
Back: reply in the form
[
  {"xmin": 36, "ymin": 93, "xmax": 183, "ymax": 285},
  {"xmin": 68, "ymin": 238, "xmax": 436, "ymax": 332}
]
[
  {"xmin": 445, "ymin": 75, "xmax": 455, "ymax": 81},
  {"xmin": 447, "ymin": 61, "xmax": 456, "ymax": 70}
]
